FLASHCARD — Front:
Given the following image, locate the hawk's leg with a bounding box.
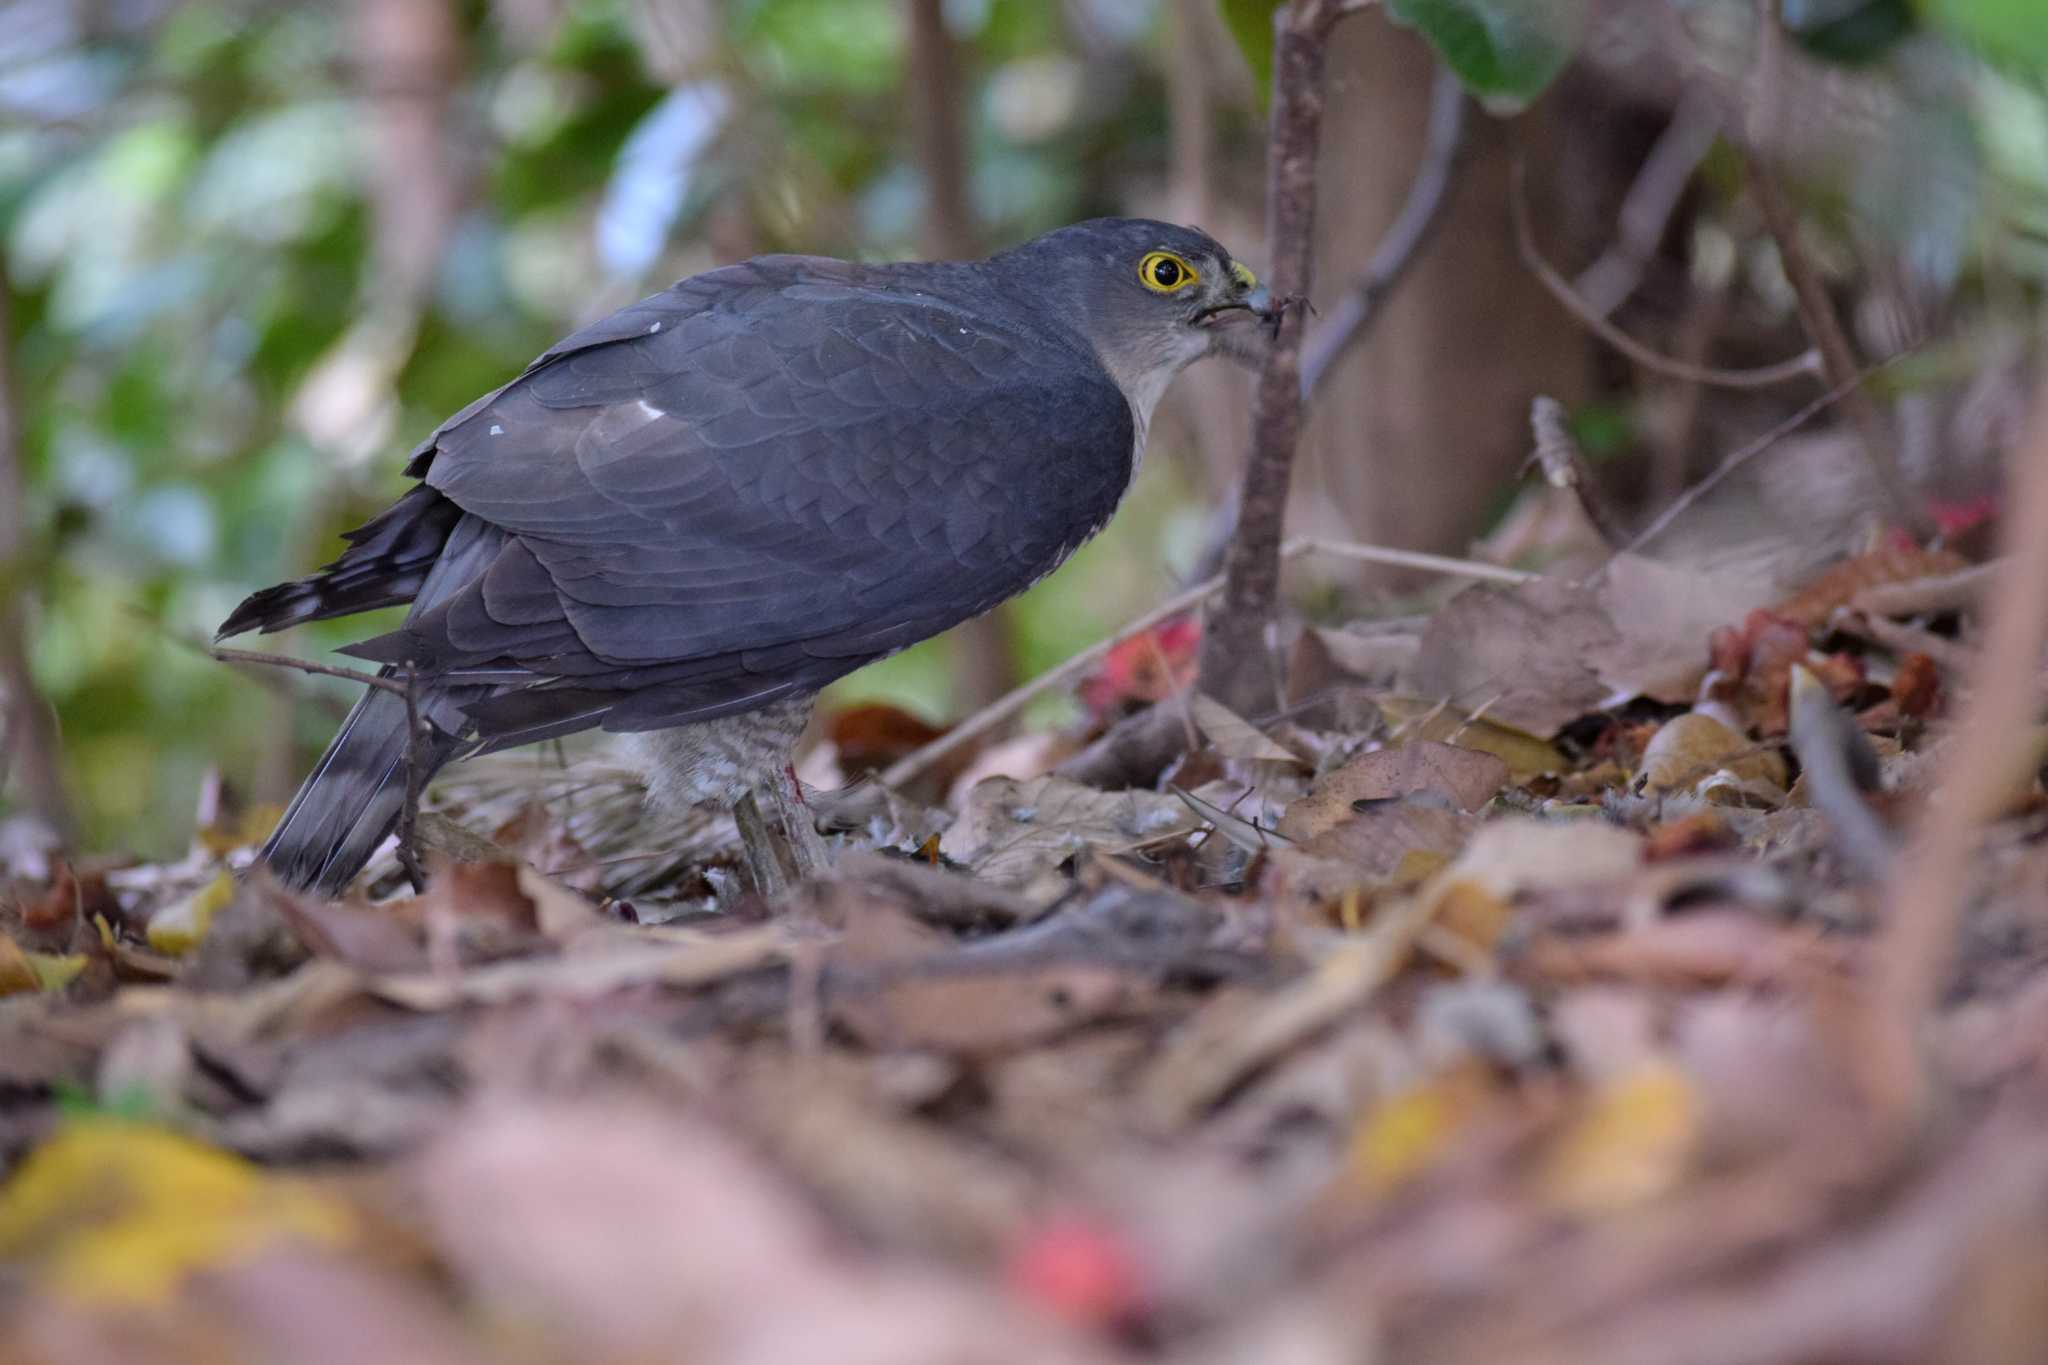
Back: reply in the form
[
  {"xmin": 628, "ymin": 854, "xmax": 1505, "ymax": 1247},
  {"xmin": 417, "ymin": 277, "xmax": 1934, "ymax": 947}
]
[{"xmin": 733, "ymin": 774, "xmax": 829, "ymax": 897}]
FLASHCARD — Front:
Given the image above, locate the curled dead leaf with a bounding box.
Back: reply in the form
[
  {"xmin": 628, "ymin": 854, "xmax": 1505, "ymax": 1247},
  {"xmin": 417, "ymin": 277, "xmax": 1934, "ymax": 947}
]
[{"xmin": 1640, "ymin": 713, "xmax": 1787, "ymax": 797}]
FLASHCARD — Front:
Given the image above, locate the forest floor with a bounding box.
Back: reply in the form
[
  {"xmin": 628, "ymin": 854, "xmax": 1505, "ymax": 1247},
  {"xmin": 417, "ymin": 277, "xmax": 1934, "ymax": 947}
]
[{"xmin": 4, "ymin": 528, "xmax": 2047, "ymax": 1365}]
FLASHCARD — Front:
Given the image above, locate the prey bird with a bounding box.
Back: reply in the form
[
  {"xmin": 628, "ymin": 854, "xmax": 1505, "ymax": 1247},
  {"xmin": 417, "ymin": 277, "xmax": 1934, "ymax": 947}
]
[{"xmin": 219, "ymin": 219, "xmax": 1273, "ymax": 895}]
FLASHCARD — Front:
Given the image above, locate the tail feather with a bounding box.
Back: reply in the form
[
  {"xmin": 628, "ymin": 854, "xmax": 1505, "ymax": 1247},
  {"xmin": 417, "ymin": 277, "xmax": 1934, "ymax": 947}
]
[
  {"xmin": 218, "ymin": 487, "xmax": 463, "ymax": 640},
  {"xmin": 260, "ymin": 683, "xmax": 471, "ymax": 895},
  {"xmin": 251, "ymin": 508, "xmax": 510, "ymax": 896}
]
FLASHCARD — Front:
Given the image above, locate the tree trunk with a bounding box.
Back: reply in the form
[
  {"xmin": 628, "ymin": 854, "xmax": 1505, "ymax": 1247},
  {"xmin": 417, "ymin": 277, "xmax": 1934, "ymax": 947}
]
[{"xmin": 1300, "ymin": 14, "xmax": 1597, "ymax": 586}]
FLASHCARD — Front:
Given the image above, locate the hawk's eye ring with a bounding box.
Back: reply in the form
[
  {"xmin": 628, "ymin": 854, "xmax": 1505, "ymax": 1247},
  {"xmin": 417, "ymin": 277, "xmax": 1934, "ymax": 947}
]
[{"xmin": 1138, "ymin": 250, "xmax": 1197, "ymax": 293}]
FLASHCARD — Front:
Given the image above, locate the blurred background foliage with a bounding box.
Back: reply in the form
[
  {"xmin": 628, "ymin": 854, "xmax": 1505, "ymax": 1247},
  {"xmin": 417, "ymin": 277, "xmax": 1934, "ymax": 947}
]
[
  {"xmin": 1, "ymin": 0, "xmax": 2045, "ymax": 856},
  {"xmin": 2, "ymin": 0, "xmax": 1252, "ymax": 854}
]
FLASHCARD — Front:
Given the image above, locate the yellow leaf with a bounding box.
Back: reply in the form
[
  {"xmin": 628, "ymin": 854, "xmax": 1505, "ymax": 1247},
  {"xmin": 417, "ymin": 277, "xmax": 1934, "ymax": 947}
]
[
  {"xmin": 147, "ymin": 871, "xmax": 236, "ymax": 956},
  {"xmin": 0, "ymin": 934, "xmax": 38, "ymax": 997},
  {"xmin": 1540, "ymin": 1061, "xmax": 1698, "ymax": 1214},
  {"xmin": 26, "ymin": 952, "xmax": 88, "ymax": 993},
  {"xmin": 1389, "ymin": 848, "xmax": 1452, "ymax": 887},
  {"xmin": 1345, "ymin": 1066, "xmax": 1490, "ymax": 1196},
  {"xmin": 1432, "ymin": 880, "xmax": 1515, "ymax": 952},
  {"xmin": 0, "ymin": 1120, "xmax": 355, "ymax": 1305},
  {"xmin": 1378, "ymin": 697, "xmax": 1566, "ymax": 778}
]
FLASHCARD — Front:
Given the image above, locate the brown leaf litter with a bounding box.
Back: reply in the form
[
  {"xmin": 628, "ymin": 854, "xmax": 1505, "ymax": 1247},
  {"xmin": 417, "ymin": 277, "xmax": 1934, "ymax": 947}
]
[{"xmin": 4, "ymin": 540, "xmax": 2048, "ymax": 1364}]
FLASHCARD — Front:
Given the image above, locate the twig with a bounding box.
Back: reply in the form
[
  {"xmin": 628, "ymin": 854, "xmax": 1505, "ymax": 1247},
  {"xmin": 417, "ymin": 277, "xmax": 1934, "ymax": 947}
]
[
  {"xmin": 0, "ymin": 253, "xmax": 75, "ymax": 842},
  {"xmin": 1513, "ymin": 163, "xmax": 1822, "ymax": 391},
  {"xmin": 1621, "ymin": 356, "xmax": 1905, "ymax": 556},
  {"xmin": 1831, "ymin": 609, "xmax": 1977, "ymax": 680},
  {"xmin": 1786, "ymin": 664, "xmax": 1894, "ymax": 883},
  {"xmin": 1299, "ymin": 61, "xmax": 1468, "ymax": 400},
  {"xmin": 1284, "ymin": 538, "xmax": 1537, "ymax": 584},
  {"xmin": 1197, "ymin": 0, "xmax": 1353, "ymax": 718},
  {"xmin": 1851, "ymin": 561, "xmax": 2003, "ymax": 618},
  {"xmin": 1527, "ymin": 394, "xmax": 1626, "ymax": 547},
  {"xmin": 1743, "ymin": 0, "xmax": 1927, "ymax": 537},
  {"xmin": 1861, "ymin": 383, "xmax": 2048, "ymax": 1132},
  {"xmin": 208, "ymin": 645, "xmax": 409, "ymax": 696},
  {"xmin": 396, "ymin": 661, "xmax": 428, "ymax": 894},
  {"xmin": 881, "ymin": 537, "xmax": 1534, "ymax": 789},
  {"xmin": 1573, "ymin": 85, "xmax": 1723, "ymax": 319}
]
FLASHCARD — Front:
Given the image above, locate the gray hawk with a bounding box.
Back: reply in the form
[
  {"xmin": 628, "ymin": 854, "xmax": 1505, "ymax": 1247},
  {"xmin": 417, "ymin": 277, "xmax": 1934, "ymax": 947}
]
[{"xmin": 218, "ymin": 218, "xmax": 1273, "ymax": 895}]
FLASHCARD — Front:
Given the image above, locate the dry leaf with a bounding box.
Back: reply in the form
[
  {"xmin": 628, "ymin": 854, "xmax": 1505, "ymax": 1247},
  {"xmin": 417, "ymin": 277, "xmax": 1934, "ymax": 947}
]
[
  {"xmin": 146, "ymin": 870, "xmax": 236, "ymax": 956},
  {"xmin": 1423, "ymin": 816, "xmax": 1644, "ymax": 905},
  {"xmin": 1277, "ymin": 742, "xmax": 1508, "ymax": 843},
  {"xmin": 0, "ymin": 932, "xmax": 40, "ymax": 996},
  {"xmin": 828, "ymin": 903, "xmax": 1132, "ymax": 1054},
  {"xmin": 1300, "ymin": 803, "xmax": 1473, "ymax": 882},
  {"xmin": 1345, "ymin": 1063, "xmax": 1496, "ymax": 1196},
  {"xmin": 1589, "ymin": 554, "xmax": 1780, "ymax": 705},
  {"xmin": 938, "ymin": 775, "xmax": 1200, "ymax": 890},
  {"xmin": 1639, "ymin": 713, "xmax": 1788, "ymax": 796},
  {"xmin": 1377, "ymin": 697, "xmax": 1567, "ymax": 778},
  {"xmin": 1539, "ymin": 1061, "xmax": 1699, "ymax": 1213},
  {"xmin": 0, "ymin": 1120, "xmax": 355, "ymax": 1305},
  {"xmin": 1410, "ymin": 576, "xmax": 1617, "ymax": 735},
  {"xmin": 1774, "ymin": 543, "xmax": 1971, "ymax": 628},
  {"xmin": 1188, "ymin": 693, "xmax": 1306, "ymax": 765},
  {"xmin": 1411, "ymin": 557, "xmax": 1780, "ymax": 733}
]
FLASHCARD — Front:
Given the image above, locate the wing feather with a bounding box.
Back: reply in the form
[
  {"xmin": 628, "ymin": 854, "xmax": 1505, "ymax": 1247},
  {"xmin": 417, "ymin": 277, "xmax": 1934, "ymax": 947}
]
[{"xmin": 347, "ymin": 255, "xmax": 1134, "ymax": 743}]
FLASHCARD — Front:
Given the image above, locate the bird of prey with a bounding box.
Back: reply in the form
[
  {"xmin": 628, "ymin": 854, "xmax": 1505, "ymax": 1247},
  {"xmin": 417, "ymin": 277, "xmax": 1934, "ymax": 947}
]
[{"xmin": 219, "ymin": 218, "xmax": 1273, "ymax": 896}]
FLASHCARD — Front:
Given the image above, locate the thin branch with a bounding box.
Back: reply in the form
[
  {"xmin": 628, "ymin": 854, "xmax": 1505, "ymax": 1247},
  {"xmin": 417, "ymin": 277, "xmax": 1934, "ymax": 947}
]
[
  {"xmin": 0, "ymin": 253, "xmax": 75, "ymax": 842},
  {"xmin": 1743, "ymin": 0, "xmax": 1928, "ymax": 537},
  {"xmin": 209, "ymin": 645, "xmax": 409, "ymax": 697},
  {"xmin": 1621, "ymin": 356, "xmax": 1905, "ymax": 556},
  {"xmin": 1527, "ymin": 395, "xmax": 1626, "ymax": 547},
  {"xmin": 1860, "ymin": 382, "xmax": 2048, "ymax": 1132},
  {"xmin": 880, "ymin": 537, "xmax": 1533, "ymax": 789},
  {"xmin": 1196, "ymin": 0, "xmax": 1352, "ymax": 718},
  {"xmin": 1572, "ymin": 85, "xmax": 1723, "ymax": 319},
  {"xmin": 1513, "ymin": 163, "xmax": 1823, "ymax": 391},
  {"xmin": 1851, "ymin": 561, "xmax": 2004, "ymax": 618},
  {"xmin": 1299, "ymin": 60, "xmax": 1468, "ymax": 400},
  {"xmin": 397, "ymin": 662, "xmax": 428, "ymax": 894}
]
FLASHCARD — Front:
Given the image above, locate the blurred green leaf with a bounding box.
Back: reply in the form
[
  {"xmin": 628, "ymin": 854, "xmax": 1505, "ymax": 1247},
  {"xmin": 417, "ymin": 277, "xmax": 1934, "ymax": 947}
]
[
  {"xmin": 1386, "ymin": 0, "xmax": 1586, "ymax": 109},
  {"xmin": 1919, "ymin": 0, "xmax": 2048, "ymax": 73},
  {"xmin": 1217, "ymin": 0, "xmax": 1282, "ymax": 102}
]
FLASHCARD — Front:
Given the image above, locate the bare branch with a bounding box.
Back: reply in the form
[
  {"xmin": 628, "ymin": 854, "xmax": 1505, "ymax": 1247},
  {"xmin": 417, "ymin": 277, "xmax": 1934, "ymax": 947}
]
[
  {"xmin": 1621, "ymin": 356, "xmax": 1906, "ymax": 556},
  {"xmin": 1513, "ymin": 164, "xmax": 1822, "ymax": 391},
  {"xmin": 209, "ymin": 646, "xmax": 408, "ymax": 697},
  {"xmin": 1299, "ymin": 61, "xmax": 1468, "ymax": 400},
  {"xmin": 1196, "ymin": 0, "xmax": 1352, "ymax": 718},
  {"xmin": 1572, "ymin": 86, "xmax": 1723, "ymax": 319},
  {"xmin": 1743, "ymin": 0, "xmax": 1928, "ymax": 538},
  {"xmin": 1528, "ymin": 395, "xmax": 1626, "ymax": 547},
  {"xmin": 1861, "ymin": 383, "xmax": 2048, "ymax": 1131},
  {"xmin": 0, "ymin": 255, "xmax": 76, "ymax": 841}
]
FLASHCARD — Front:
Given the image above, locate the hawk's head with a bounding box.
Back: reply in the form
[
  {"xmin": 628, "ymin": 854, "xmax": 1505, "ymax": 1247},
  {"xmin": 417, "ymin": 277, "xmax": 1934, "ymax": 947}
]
[{"xmin": 986, "ymin": 218, "xmax": 1275, "ymax": 419}]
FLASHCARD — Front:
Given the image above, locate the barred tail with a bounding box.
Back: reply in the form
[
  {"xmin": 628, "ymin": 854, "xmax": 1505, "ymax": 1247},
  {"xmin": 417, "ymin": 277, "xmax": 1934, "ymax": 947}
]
[{"xmin": 259, "ymin": 681, "xmax": 471, "ymax": 895}]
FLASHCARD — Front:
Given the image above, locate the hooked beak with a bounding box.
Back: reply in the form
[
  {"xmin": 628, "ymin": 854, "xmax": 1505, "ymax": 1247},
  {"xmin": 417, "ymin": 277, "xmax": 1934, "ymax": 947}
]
[{"xmin": 1194, "ymin": 259, "xmax": 1276, "ymax": 333}]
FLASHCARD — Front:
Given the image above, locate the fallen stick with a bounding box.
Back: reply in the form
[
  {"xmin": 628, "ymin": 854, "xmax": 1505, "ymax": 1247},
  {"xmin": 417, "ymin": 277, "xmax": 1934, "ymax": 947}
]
[
  {"xmin": 881, "ymin": 539, "xmax": 1537, "ymax": 789},
  {"xmin": 1861, "ymin": 383, "xmax": 2048, "ymax": 1132},
  {"xmin": 1851, "ymin": 561, "xmax": 2004, "ymax": 618}
]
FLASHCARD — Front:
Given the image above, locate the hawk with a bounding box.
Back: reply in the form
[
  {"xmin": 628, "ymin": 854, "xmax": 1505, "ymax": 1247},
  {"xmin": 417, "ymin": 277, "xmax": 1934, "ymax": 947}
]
[{"xmin": 219, "ymin": 218, "xmax": 1272, "ymax": 894}]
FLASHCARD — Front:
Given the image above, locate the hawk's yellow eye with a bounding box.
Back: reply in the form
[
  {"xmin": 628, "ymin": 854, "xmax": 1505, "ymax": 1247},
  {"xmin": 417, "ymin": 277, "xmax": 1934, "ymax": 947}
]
[{"xmin": 1138, "ymin": 250, "xmax": 1197, "ymax": 293}]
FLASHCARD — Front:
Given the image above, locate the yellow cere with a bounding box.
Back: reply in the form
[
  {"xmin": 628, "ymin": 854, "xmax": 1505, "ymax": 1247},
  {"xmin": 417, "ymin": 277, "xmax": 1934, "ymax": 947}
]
[
  {"xmin": 1138, "ymin": 250, "xmax": 1198, "ymax": 293},
  {"xmin": 1228, "ymin": 260, "xmax": 1257, "ymax": 291}
]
